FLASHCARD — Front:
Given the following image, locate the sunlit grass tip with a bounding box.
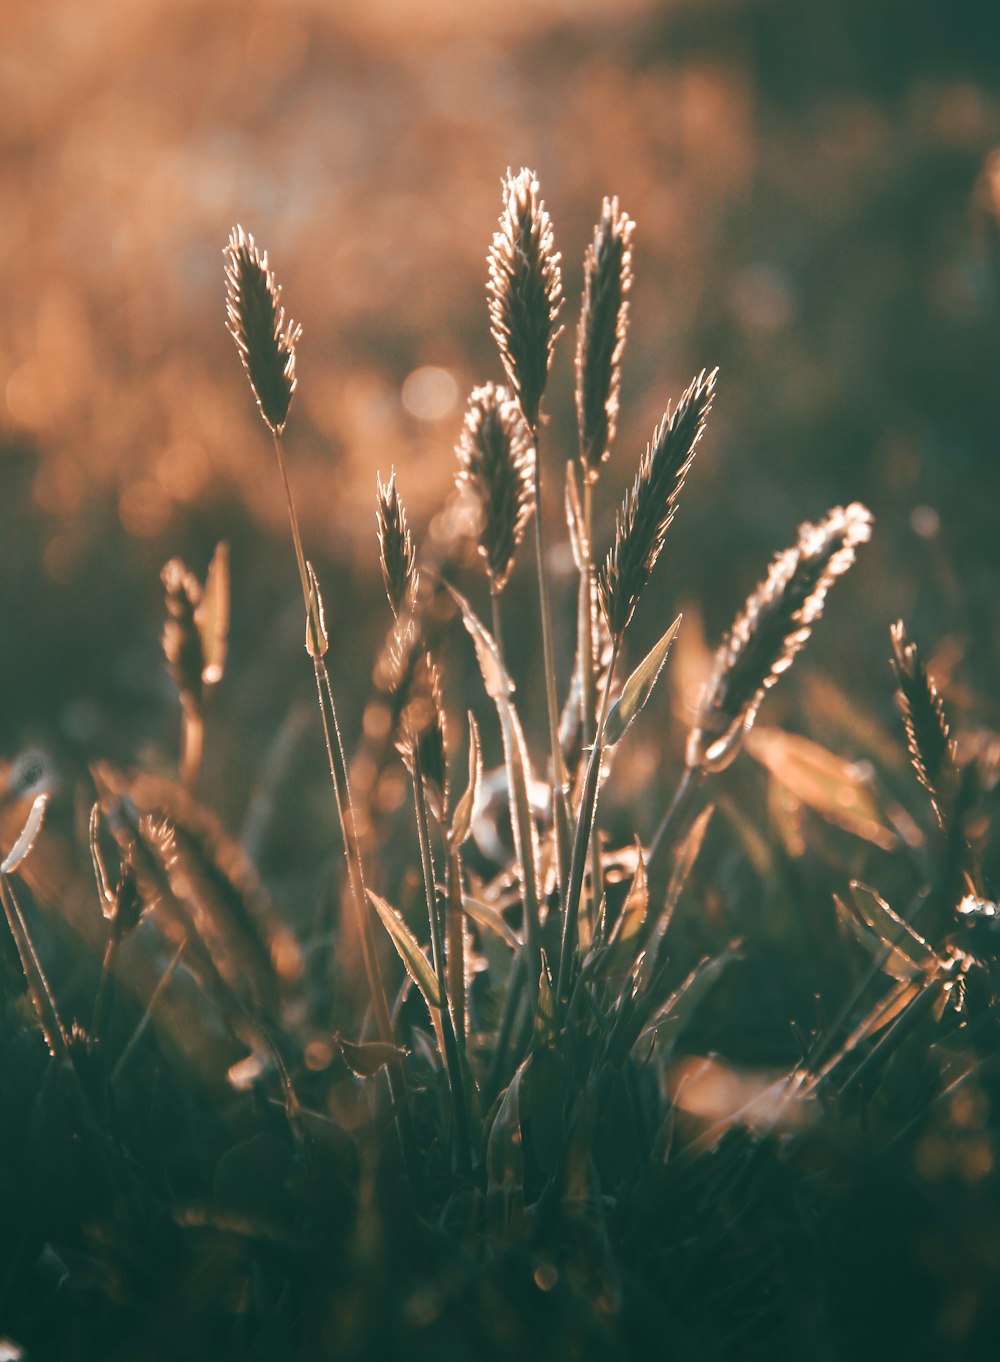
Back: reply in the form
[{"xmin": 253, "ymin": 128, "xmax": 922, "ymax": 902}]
[
  {"xmin": 376, "ymin": 469, "xmax": 417, "ymax": 618},
  {"xmin": 687, "ymin": 502, "xmax": 873, "ymax": 773},
  {"xmin": 487, "ymin": 167, "xmax": 563, "ymax": 433},
  {"xmin": 576, "ymin": 197, "xmax": 635, "ymax": 481},
  {"xmin": 224, "ymin": 225, "xmax": 302, "ymax": 434},
  {"xmin": 598, "ymin": 367, "xmax": 717, "ymax": 640}
]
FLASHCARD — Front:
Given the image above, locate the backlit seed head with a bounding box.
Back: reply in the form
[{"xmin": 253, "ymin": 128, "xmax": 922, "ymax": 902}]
[
  {"xmin": 224, "ymin": 225, "xmax": 302, "ymax": 434},
  {"xmin": 487, "ymin": 168, "xmax": 563, "ymax": 433}
]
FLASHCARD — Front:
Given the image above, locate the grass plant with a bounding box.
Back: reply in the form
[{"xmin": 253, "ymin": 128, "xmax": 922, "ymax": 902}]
[{"xmin": 1, "ymin": 170, "xmax": 998, "ymax": 1362}]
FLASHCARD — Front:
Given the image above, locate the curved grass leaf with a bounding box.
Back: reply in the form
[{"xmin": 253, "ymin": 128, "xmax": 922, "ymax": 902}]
[
  {"xmin": 603, "ymin": 614, "xmax": 681, "ymax": 747},
  {"xmin": 450, "ymin": 711, "xmax": 482, "ymax": 849},
  {"xmin": 1, "ymin": 793, "xmax": 49, "ymax": 874},
  {"xmin": 462, "ymin": 894, "xmax": 524, "ymax": 953},
  {"xmin": 335, "ymin": 1034, "xmax": 409, "ymax": 1078},
  {"xmin": 369, "ymin": 890, "xmax": 441, "ymax": 1010}
]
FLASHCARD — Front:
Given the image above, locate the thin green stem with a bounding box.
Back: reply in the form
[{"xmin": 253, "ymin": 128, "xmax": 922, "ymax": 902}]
[
  {"xmin": 646, "ymin": 764, "xmax": 703, "ymax": 907},
  {"xmin": 581, "ymin": 477, "xmax": 603, "ymax": 930},
  {"xmin": 556, "ymin": 638, "xmax": 620, "ymax": 1011},
  {"xmin": 530, "ymin": 438, "xmax": 571, "ymax": 898},
  {"xmin": 445, "ymin": 844, "xmax": 467, "ymax": 1052},
  {"xmin": 314, "ymin": 661, "xmax": 420, "ymax": 1183},
  {"xmin": 314, "ymin": 664, "xmax": 388, "ymax": 1038},
  {"xmin": 272, "ymin": 431, "xmax": 311, "ymax": 608},
  {"xmin": 411, "ymin": 749, "xmax": 472, "ymax": 1175},
  {"xmin": 0, "ymin": 874, "xmax": 70, "ymax": 1062},
  {"xmin": 92, "ymin": 917, "xmax": 122, "ymax": 1046},
  {"xmin": 485, "ymin": 950, "xmax": 527, "ymax": 1104},
  {"xmin": 271, "ymin": 426, "xmax": 396, "ymax": 1056},
  {"xmin": 490, "ymin": 589, "xmax": 505, "ymax": 670}
]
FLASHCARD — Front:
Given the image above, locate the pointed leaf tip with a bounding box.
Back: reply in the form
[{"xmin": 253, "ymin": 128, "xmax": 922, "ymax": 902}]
[{"xmin": 604, "ymin": 613, "xmax": 682, "ymax": 746}]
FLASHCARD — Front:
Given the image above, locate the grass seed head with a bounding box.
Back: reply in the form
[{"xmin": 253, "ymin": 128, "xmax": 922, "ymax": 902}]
[
  {"xmin": 688, "ymin": 502, "xmax": 873, "ymax": 772},
  {"xmin": 576, "ymin": 197, "xmax": 635, "ymax": 482},
  {"xmin": 456, "ymin": 382, "xmax": 536, "ymax": 594},
  {"xmin": 487, "ymin": 168, "xmax": 563, "ymax": 433},
  {"xmin": 598, "ymin": 368, "xmax": 716, "ymax": 639},
  {"xmin": 388, "ymin": 617, "xmax": 449, "ymax": 821},
  {"xmin": 224, "ymin": 225, "xmax": 302, "ymax": 434},
  {"xmin": 890, "ymin": 619, "xmax": 957, "ymax": 823},
  {"xmin": 376, "ymin": 470, "xmax": 417, "ymax": 617}
]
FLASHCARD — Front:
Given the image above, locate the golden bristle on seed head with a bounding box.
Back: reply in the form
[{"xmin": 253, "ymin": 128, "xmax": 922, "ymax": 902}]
[
  {"xmin": 455, "ymin": 382, "xmax": 536, "ymax": 594},
  {"xmin": 687, "ymin": 503, "xmax": 873, "ymax": 773},
  {"xmin": 487, "ymin": 168, "xmax": 563, "ymax": 433},
  {"xmin": 224, "ymin": 225, "xmax": 302, "ymax": 434},
  {"xmin": 376, "ymin": 469, "xmax": 417, "ymax": 618},
  {"xmin": 576, "ymin": 197, "xmax": 635, "ymax": 482}
]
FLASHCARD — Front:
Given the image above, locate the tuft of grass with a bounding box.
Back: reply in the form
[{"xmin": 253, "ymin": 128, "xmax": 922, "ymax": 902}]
[{"xmin": 4, "ymin": 168, "xmax": 999, "ymax": 1362}]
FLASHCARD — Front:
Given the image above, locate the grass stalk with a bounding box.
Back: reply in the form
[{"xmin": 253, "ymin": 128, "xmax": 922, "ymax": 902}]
[
  {"xmin": 646, "ymin": 764, "xmax": 704, "ymax": 903},
  {"xmin": 490, "ymin": 588, "xmax": 505, "ymax": 670},
  {"xmin": 411, "ymin": 747, "xmax": 472, "ymax": 1174},
  {"xmin": 580, "ymin": 477, "xmax": 604, "ymax": 925},
  {"xmin": 0, "ymin": 873, "xmax": 70, "ymax": 1062},
  {"xmin": 314, "ymin": 660, "xmax": 419, "ymax": 1180},
  {"xmin": 556, "ymin": 636, "xmax": 620, "ymax": 1010},
  {"xmin": 530, "ymin": 440, "xmax": 572, "ymax": 897}
]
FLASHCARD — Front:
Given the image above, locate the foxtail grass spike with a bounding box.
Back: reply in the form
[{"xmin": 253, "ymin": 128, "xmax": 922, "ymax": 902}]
[
  {"xmin": 487, "ymin": 168, "xmax": 563, "ymax": 433},
  {"xmin": 387, "ymin": 611, "xmax": 449, "ymax": 822},
  {"xmin": 576, "ymin": 198, "xmax": 634, "ymax": 482},
  {"xmin": 599, "ymin": 368, "xmax": 716, "ymax": 639},
  {"xmin": 456, "ymin": 383, "xmax": 535, "ymax": 593},
  {"xmin": 225, "ymin": 225, "xmax": 302, "ymax": 434},
  {"xmin": 376, "ymin": 469, "xmax": 417, "ymax": 617},
  {"xmin": 890, "ymin": 620, "xmax": 957, "ymax": 823},
  {"xmin": 687, "ymin": 503, "xmax": 873, "ymax": 773}
]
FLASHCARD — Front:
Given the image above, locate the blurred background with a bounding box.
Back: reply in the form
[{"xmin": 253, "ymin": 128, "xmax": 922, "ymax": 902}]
[{"xmin": 2, "ymin": 0, "xmax": 999, "ymax": 878}]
